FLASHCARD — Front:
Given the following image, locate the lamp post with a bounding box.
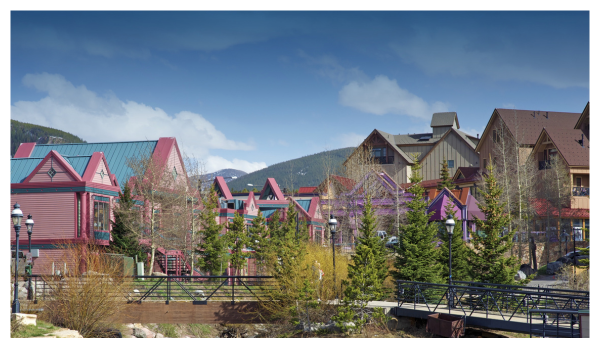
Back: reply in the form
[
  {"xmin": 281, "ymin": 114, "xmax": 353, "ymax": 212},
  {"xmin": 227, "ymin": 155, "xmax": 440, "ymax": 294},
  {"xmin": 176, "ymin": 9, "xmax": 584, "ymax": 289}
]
[
  {"xmin": 329, "ymin": 215, "xmax": 338, "ymax": 300},
  {"xmin": 12, "ymin": 203, "xmax": 24, "ymax": 313},
  {"xmin": 445, "ymin": 216, "xmax": 455, "ymax": 309},
  {"xmin": 25, "ymin": 215, "xmax": 34, "ymax": 301},
  {"xmin": 561, "ymin": 229, "xmax": 568, "ymax": 256}
]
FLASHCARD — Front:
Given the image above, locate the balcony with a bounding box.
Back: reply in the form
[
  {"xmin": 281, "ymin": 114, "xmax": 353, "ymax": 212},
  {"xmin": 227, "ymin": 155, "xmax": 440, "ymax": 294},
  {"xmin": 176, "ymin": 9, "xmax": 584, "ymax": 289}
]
[
  {"xmin": 374, "ymin": 156, "xmax": 394, "ymax": 165},
  {"xmin": 573, "ymin": 187, "xmax": 590, "ymax": 196},
  {"xmin": 538, "ymin": 161, "xmax": 551, "ymax": 170}
]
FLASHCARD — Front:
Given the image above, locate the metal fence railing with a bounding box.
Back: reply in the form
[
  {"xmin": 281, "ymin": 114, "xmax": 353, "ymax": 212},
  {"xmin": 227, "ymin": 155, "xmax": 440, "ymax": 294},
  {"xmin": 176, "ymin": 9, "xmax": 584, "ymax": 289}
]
[
  {"xmin": 26, "ymin": 275, "xmax": 276, "ymax": 305},
  {"xmin": 396, "ymin": 280, "xmax": 589, "ymax": 328},
  {"xmin": 529, "ymin": 309, "xmax": 581, "ymax": 338}
]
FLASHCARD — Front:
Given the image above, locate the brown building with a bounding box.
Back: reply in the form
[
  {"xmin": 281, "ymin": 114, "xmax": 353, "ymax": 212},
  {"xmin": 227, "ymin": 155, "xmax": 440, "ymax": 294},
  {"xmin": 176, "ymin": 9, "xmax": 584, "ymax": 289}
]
[{"xmin": 347, "ymin": 112, "xmax": 480, "ymax": 184}]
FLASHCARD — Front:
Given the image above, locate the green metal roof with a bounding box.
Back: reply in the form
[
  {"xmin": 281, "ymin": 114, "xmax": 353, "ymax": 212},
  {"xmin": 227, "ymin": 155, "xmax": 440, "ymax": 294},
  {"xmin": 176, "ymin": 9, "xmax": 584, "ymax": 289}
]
[
  {"xmin": 10, "ymin": 155, "xmax": 92, "ymax": 183},
  {"xmin": 11, "ymin": 157, "xmax": 43, "ymax": 183},
  {"xmin": 29, "ymin": 140, "xmax": 158, "ymax": 188},
  {"xmin": 296, "ymin": 199, "xmax": 311, "ymax": 214}
]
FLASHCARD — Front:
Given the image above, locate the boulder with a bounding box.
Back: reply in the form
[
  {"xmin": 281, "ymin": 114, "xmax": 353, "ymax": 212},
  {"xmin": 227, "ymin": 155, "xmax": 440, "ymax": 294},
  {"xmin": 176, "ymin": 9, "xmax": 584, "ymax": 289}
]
[
  {"xmin": 152, "ymin": 272, "xmax": 167, "ymax": 276},
  {"xmin": 575, "ymin": 255, "xmax": 589, "ymax": 267},
  {"xmin": 52, "ymin": 329, "xmax": 84, "ymax": 338},
  {"xmin": 546, "ymin": 261, "xmax": 564, "ymax": 275},
  {"xmin": 556, "ymin": 256, "xmax": 573, "ymax": 265},
  {"xmin": 519, "ymin": 264, "xmax": 535, "ymax": 276},
  {"xmin": 133, "ymin": 327, "xmax": 148, "ymax": 338},
  {"xmin": 12, "ymin": 313, "xmax": 36, "ymax": 326},
  {"xmin": 514, "ymin": 270, "xmax": 527, "ymax": 281},
  {"xmin": 155, "ymin": 333, "xmax": 165, "ymax": 338}
]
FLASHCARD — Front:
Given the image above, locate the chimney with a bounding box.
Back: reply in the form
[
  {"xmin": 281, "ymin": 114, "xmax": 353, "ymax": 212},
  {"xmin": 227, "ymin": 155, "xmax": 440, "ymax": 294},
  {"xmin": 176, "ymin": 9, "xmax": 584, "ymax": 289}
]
[
  {"xmin": 545, "ymin": 112, "xmax": 549, "ymax": 119},
  {"xmin": 581, "ymin": 133, "xmax": 584, "ymax": 148},
  {"xmin": 477, "ymin": 133, "xmax": 479, "ymax": 139}
]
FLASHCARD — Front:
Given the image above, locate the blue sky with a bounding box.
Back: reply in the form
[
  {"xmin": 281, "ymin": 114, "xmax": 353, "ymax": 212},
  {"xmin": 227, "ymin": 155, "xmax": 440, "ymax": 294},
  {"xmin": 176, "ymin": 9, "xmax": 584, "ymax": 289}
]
[{"xmin": 10, "ymin": 11, "xmax": 589, "ymax": 173}]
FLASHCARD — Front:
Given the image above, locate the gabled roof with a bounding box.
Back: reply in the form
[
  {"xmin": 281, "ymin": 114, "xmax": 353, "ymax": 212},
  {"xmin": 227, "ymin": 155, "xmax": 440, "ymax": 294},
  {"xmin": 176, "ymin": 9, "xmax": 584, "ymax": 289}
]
[
  {"xmin": 574, "ymin": 102, "xmax": 589, "ymax": 130},
  {"xmin": 431, "ymin": 112, "xmax": 459, "ymax": 129},
  {"xmin": 532, "ymin": 128, "xmax": 589, "ymax": 167},
  {"xmin": 21, "ymin": 140, "xmax": 159, "ymax": 188},
  {"xmin": 214, "ymin": 176, "xmax": 234, "ymax": 200},
  {"xmin": 259, "ymin": 178, "xmax": 285, "ymax": 200},
  {"xmin": 20, "ymin": 150, "xmax": 84, "ymax": 183},
  {"xmin": 476, "ymin": 108, "xmax": 581, "ymax": 151},
  {"xmin": 372, "ymin": 129, "xmax": 414, "ymax": 163},
  {"xmin": 347, "ymin": 170, "xmax": 403, "ymax": 196},
  {"xmin": 394, "ymin": 133, "xmax": 441, "ymax": 145},
  {"xmin": 400, "ymin": 178, "xmax": 443, "ymax": 190},
  {"xmin": 452, "ymin": 167, "xmax": 481, "ymax": 181}
]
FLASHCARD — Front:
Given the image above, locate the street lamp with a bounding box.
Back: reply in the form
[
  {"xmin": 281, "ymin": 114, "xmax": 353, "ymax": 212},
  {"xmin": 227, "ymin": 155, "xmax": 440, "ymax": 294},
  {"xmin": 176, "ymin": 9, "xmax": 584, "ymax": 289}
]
[
  {"xmin": 12, "ymin": 203, "xmax": 24, "ymax": 313},
  {"xmin": 445, "ymin": 216, "xmax": 455, "ymax": 309},
  {"xmin": 329, "ymin": 215, "xmax": 338, "ymax": 300},
  {"xmin": 25, "ymin": 215, "xmax": 34, "ymax": 301},
  {"xmin": 561, "ymin": 229, "xmax": 568, "ymax": 256}
]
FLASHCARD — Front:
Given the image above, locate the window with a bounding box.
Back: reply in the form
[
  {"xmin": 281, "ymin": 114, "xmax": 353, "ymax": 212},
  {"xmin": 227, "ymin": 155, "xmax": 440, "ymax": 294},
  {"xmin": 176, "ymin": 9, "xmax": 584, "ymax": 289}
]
[
  {"xmin": 372, "ymin": 147, "xmax": 386, "ymax": 158},
  {"xmin": 314, "ymin": 227, "xmax": 323, "ymax": 244},
  {"xmin": 576, "ymin": 177, "xmax": 582, "ymax": 187},
  {"xmin": 94, "ymin": 201, "xmax": 110, "ymax": 231},
  {"xmin": 493, "ymin": 129, "xmax": 503, "ymax": 143},
  {"xmin": 447, "ymin": 160, "xmax": 454, "ymax": 168}
]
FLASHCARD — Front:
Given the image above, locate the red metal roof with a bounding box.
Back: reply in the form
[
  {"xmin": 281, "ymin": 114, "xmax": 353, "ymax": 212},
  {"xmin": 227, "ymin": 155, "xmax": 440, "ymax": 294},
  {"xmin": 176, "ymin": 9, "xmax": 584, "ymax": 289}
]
[
  {"xmin": 531, "ymin": 198, "xmax": 589, "ymax": 219},
  {"xmin": 298, "ymin": 186, "xmax": 316, "ymax": 194}
]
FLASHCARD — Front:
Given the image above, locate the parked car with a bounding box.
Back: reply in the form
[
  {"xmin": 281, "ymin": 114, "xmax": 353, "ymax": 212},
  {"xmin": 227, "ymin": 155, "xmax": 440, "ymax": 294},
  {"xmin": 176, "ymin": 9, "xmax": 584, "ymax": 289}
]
[
  {"xmin": 376, "ymin": 231, "xmax": 387, "ymax": 240},
  {"xmin": 385, "ymin": 236, "xmax": 398, "ymax": 249}
]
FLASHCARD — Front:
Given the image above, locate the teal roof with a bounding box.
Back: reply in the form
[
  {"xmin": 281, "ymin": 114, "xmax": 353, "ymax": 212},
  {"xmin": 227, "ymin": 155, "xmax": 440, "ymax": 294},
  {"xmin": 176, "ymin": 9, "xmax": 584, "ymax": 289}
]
[
  {"xmin": 10, "ymin": 155, "xmax": 92, "ymax": 183},
  {"xmin": 261, "ymin": 209, "xmax": 277, "ymax": 218},
  {"xmin": 296, "ymin": 200, "xmax": 311, "ymax": 213},
  {"xmin": 28, "ymin": 140, "xmax": 158, "ymax": 188},
  {"xmin": 11, "ymin": 158, "xmax": 43, "ymax": 183}
]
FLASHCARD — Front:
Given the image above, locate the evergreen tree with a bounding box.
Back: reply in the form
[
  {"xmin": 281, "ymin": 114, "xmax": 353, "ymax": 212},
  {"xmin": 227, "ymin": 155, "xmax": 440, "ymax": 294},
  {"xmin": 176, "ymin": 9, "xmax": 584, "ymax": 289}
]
[
  {"xmin": 437, "ymin": 199, "xmax": 471, "ymax": 283},
  {"xmin": 335, "ymin": 195, "xmax": 388, "ymax": 332},
  {"xmin": 249, "ymin": 210, "xmax": 272, "ymax": 273},
  {"xmin": 196, "ymin": 186, "xmax": 230, "ymax": 275},
  {"xmin": 468, "ymin": 163, "xmax": 519, "ymax": 284},
  {"xmin": 227, "ymin": 212, "xmax": 250, "ymax": 275},
  {"xmin": 392, "ymin": 155, "xmax": 443, "ymax": 283},
  {"xmin": 109, "ymin": 183, "xmax": 145, "ymax": 262},
  {"xmin": 438, "ymin": 158, "xmax": 453, "ymax": 190}
]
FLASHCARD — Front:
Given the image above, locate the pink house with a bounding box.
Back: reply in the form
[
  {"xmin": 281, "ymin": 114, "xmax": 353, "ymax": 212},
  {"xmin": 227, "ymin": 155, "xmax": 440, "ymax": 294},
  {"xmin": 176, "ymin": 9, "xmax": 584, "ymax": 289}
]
[{"xmin": 11, "ymin": 138, "xmax": 188, "ymax": 275}]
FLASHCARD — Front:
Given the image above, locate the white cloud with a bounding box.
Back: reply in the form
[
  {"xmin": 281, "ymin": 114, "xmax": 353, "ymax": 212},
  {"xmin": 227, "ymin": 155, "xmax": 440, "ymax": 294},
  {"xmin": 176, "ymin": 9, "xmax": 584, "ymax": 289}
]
[
  {"xmin": 339, "ymin": 75, "xmax": 448, "ymax": 119},
  {"xmin": 297, "ymin": 50, "xmax": 369, "ymax": 83},
  {"xmin": 337, "ymin": 132, "xmax": 366, "ymax": 147},
  {"xmin": 390, "ymin": 28, "xmax": 588, "ymax": 89},
  {"xmin": 11, "ymin": 73, "xmax": 265, "ymax": 173},
  {"xmin": 205, "ymin": 156, "xmax": 267, "ymax": 174}
]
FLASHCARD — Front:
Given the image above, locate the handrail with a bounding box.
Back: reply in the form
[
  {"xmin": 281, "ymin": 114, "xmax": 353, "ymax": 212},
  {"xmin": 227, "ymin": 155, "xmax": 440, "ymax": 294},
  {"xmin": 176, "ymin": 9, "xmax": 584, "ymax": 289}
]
[{"xmin": 528, "ymin": 309, "xmax": 581, "ymax": 338}]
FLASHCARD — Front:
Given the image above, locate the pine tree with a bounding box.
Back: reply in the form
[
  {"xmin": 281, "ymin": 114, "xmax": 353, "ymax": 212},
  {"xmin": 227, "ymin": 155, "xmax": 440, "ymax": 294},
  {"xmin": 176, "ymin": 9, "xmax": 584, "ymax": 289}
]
[
  {"xmin": 249, "ymin": 210, "xmax": 271, "ymax": 273},
  {"xmin": 335, "ymin": 194, "xmax": 388, "ymax": 332},
  {"xmin": 196, "ymin": 186, "xmax": 230, "ymax": 275},
  {"xmin": 392, "ymin": 155, "xmax": 443, "ymax": 284},
  {"xmin": 437, "ymin": 198, "xmax": 471, "ymax": 283},
  {"xmin": 438, "ymin": 158, "xmax": 453, "ymax": 190},
  {"xmin": 227, "ymin": 212, "xmax": 250, "ymax": 275},
  {"xmin": 468, "ymin": 163, "xmax": 519, "ymax": 284},
  {"xmin": 109, "ymin": 183, "xmax": 145, "ymax": 262}
]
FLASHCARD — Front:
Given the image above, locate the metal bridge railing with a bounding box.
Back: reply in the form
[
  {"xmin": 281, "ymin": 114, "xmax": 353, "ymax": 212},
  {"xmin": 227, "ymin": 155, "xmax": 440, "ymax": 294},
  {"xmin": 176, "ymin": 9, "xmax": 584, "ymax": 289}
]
[
  {"xmin": 396, "ymin": 280, "xmax": 589, "ymax": 326},
  {"xmin": 529, "ymin": 309, "xmax": 581, "ymax": 338},
  {"xmin": 27, "ymin": 275, "xmax": 276, "ymax": 305}
]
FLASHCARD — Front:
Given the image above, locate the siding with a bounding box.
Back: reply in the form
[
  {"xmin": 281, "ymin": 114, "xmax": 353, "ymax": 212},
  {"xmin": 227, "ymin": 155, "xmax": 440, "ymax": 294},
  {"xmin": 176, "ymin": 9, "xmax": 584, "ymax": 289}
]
[
  {"xmin": 29, "ymin": 158, "xmax": 76, "ymax": 183},
  {"xmin": 31, "ymin": 249, "xmax": 71, "ymax": 275},
  {"xmin": 167, "ymin": 146, "xmax": 186, "ymax": 187},
  {"xmin": 11, "ymin": 193, "xmax": 75, "ymax": 241},
  {"xmin": 433, "ymin": 126, "xmax": 451, "ymax": 138},
  {"xmin": 420, "ymin": 132, "xmax": 479, "ymax": 182},
  {"xmin": 92, "ymin": 159, "xmax": 111, "ymax": 185},
  {"xmin": 381, "ymin": 156, "xmax": 410, "ymax": 184},
  {"xmin": 400, "ymin": 145, "xmax": 434, "ymax": 162}
]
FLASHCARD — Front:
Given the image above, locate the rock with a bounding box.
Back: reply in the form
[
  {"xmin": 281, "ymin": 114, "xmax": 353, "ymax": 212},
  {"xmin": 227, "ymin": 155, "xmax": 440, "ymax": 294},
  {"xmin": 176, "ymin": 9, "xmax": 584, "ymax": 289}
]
[
  {"xmin": 556, "ymin": 256, "xmax": 573, "ymax": 264},
  {"xmin": 52, "ymin": 329, "xmax": 84, "ymax": 338},
  {"xmin": 155, "ymin": 333, "xmax": 165, "ymax": 338},
  {"xmin": 519, "ymin": 264, "xmax": 535, "ymax": 276},
  {"xmin": 514, "ymin": 270, "xmax": 527, "ymax": 281},
  {"xmin": 575, "ymin": 255, "xmax": 589, "ymax": 266},
  {"xmin": 547, "ymin": 261, "xmax": 564, "ymax": 275},
  {"xmin": 12, "ymin": 313, "xmax": 36, "ymax": 326},
  {"xmin": 152, "ymin": 272, "xmax": 167, "ymax": 276},
  {"xmin": 133, "ymin": 327, "xmax": 148, "ymax": 338}
]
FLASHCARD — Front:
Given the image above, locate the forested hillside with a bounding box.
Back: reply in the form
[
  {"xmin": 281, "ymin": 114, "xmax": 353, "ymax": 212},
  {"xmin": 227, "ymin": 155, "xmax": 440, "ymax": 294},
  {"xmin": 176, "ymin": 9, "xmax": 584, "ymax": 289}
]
[
  {"xmin": 227, "ymin": 147, "xmax": 355, "ymax": 192},
  {"xmin": 11, "ymin": 120, "xmax": 86, "ymax": 157}
]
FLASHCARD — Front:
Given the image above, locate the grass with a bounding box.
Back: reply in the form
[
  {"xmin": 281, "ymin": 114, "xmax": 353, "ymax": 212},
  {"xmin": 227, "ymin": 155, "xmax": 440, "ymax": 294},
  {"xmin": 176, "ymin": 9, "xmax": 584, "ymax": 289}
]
[
  {"xmin": 12, "ymin": 320, "xmax": 58, "ymax": 338},
  {"xmin": 156, "ymin": 323, "xmax": 178, "ymax": 337}
]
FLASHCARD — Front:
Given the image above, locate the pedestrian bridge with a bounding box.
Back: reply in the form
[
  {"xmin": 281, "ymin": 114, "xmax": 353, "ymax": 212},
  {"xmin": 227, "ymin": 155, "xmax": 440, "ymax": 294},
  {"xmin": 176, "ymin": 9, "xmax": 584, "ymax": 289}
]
[
  {"xmin": 391, "ymin": 280, "xmax": 589, "ymax": 337},
  {"xmin": 28, "ymin": 275, "xmax": 589, "ymax": 336}
]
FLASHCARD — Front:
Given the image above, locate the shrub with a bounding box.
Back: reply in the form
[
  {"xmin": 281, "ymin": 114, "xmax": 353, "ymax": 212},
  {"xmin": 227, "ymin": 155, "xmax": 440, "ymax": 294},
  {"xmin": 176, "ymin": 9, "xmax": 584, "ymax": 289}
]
[{"xmin": 39, "ymin": 243, "xmax": 132, "ymax": 338}]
